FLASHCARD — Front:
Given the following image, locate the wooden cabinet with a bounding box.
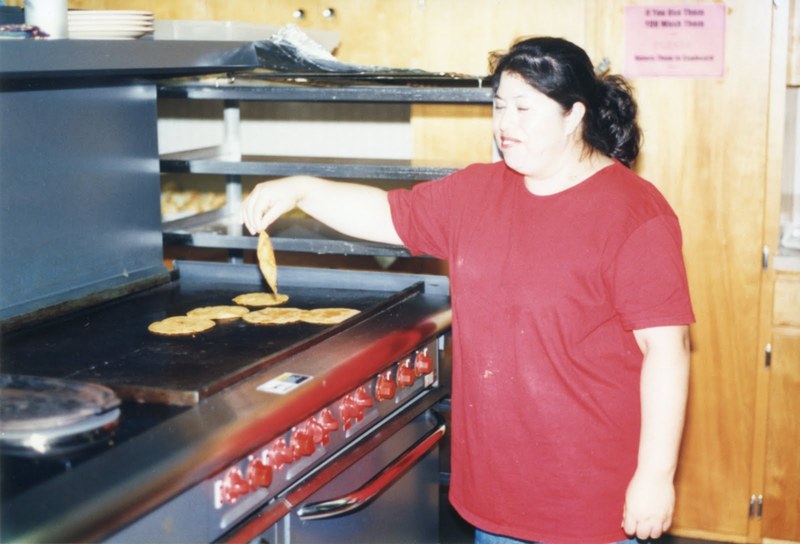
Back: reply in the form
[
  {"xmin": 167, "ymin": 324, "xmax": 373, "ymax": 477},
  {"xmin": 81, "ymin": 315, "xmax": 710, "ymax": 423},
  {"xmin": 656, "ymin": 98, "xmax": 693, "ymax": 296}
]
[
  {"xmin": 583, "ymin": 3, "xmax": 791, "ymax": 543},
  {"xmin": 762, "ymin": 273, "xmax": 800, "ymax": 543}
]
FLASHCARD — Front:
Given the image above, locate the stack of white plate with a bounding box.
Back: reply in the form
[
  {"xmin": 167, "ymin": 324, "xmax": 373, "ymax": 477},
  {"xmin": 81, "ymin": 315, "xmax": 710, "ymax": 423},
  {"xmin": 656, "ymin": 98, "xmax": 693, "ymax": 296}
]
[{"xmin": 68, "ymin": 10, "xmax": 154, "ymax": 40}]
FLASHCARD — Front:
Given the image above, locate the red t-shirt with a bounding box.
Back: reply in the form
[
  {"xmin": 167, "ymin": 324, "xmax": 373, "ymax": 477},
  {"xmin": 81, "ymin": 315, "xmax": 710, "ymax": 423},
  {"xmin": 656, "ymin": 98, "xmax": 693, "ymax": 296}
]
[{"xmin": 388, "ymin": 161, "xmax": 695, "ymax": 543}]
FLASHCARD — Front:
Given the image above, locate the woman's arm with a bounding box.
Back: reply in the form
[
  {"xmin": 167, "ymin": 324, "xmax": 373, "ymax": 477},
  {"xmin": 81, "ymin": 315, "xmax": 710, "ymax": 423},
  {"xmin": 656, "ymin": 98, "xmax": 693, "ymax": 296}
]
[
  {"xmin": 623, "ymin": 324, "xmax": 691, "ymax": 540},
  {"xmin": 240, "ymin": 175, "xmax": 403, "ymax": 246}
]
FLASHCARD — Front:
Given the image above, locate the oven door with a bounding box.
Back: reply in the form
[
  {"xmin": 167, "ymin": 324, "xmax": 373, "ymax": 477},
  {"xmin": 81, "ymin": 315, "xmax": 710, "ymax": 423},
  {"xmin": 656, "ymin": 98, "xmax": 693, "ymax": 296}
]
[{"xmin": 233, "ymin": 409, "xmax": 444, "ymax": 544}]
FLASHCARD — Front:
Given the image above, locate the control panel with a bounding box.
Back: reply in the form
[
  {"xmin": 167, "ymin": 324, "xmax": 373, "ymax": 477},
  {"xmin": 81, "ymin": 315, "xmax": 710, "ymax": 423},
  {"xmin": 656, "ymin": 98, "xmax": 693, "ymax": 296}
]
[{"xmin": 208, "ymin": 338, "xmax": 440, "ymax": 531}]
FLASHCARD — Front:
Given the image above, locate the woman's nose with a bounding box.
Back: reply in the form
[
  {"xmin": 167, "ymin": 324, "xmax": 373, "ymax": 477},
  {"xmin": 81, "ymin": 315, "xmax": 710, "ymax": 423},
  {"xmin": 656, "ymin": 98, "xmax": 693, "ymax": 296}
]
[{"xmin": 495, "ymin": 108, "xmax": 514, "ymax": 130}]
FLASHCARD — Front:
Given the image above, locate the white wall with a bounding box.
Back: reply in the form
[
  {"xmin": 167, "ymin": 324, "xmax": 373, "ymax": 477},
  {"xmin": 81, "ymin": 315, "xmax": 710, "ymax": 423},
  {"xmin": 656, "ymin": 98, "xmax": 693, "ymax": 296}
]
[{"xmin": 157, "ymin": 100, "xmax": 413, "ymax": 159}]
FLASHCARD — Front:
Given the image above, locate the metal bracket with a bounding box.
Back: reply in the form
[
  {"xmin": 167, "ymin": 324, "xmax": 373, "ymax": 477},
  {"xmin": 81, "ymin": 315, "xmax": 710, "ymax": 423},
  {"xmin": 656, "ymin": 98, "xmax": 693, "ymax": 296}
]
[{"xmin": 749, "ymin": 494, "xmax": 764, "ymax": 518}]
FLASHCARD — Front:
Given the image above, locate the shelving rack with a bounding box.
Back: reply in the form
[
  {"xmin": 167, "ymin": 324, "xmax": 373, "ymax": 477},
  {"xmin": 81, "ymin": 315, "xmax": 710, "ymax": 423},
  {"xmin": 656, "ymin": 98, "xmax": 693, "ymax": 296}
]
[{"xmin": 157, "ymin": 71, "xmax": 493, "ymax": 258}]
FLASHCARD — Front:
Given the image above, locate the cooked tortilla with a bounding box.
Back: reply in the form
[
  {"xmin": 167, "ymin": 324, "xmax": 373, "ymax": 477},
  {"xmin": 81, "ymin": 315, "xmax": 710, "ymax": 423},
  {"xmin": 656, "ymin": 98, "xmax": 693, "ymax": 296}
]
[
  {"xmin": 148, "ymin": 316, "xmax": 216, "ymax": 336},
  {"xmin": 257, "ymin": 230, "xmax": 278, "ymax": 294},
  {"xmin": 186, "ymin": 305, "xmax": 249, "ymax": 320},
  {"xmin": 299, "ymin": 308, "xmax": 361, "ymax": 325},
  {"xmin": 242, "ymin": 307, "xmax": 305, "ymax": 325},
  {"xmin": 233, "ymin": 292, "xmax": 290, "ymax": 307}
]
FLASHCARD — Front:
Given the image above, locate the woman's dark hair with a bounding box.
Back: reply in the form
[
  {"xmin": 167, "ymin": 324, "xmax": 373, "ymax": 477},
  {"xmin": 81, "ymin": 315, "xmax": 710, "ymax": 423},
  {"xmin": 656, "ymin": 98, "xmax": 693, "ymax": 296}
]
[{"xmin": 489, "ymin": 36, "xmax": 641, "ymax": 167}]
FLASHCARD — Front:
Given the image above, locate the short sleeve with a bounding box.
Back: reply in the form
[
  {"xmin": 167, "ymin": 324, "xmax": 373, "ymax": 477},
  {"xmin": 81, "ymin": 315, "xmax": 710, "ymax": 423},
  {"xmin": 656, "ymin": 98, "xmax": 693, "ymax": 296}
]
[
  {"xmin": 608, "ymin": 214, "xmax": 695, "ymax": 330},
  {"xmin": 387, "ymin": 171, "xmax": 466, "ymax": 259}
]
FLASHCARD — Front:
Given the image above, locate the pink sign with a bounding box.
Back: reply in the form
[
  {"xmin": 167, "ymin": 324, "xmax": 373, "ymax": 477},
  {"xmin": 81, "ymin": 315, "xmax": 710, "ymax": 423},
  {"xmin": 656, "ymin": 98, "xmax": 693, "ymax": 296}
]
[{"xmin": 624, "ymin": 3, "xmax": 726, "ymax": 78}]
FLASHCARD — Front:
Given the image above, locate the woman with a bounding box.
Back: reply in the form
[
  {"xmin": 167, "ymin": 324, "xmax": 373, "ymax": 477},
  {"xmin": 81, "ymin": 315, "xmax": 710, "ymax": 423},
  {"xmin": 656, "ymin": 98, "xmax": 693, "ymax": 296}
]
[{"xmin": 241, "ymin": 37, "xmax": 694, "ymax": 544}]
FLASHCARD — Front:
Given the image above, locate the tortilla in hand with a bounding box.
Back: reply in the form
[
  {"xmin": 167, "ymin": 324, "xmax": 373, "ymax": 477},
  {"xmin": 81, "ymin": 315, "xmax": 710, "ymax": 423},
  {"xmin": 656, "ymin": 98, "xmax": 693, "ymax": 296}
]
[{"xmin": 257, "ymin": 230, "xmax": 278, "ymax": 294}]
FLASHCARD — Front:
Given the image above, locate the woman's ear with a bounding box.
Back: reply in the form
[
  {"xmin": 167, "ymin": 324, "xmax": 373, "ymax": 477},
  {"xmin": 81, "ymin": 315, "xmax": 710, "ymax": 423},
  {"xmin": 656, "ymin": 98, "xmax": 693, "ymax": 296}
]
[{"xmin": 564, "ymin": 102, "xmax": 586, "ymax": 136}]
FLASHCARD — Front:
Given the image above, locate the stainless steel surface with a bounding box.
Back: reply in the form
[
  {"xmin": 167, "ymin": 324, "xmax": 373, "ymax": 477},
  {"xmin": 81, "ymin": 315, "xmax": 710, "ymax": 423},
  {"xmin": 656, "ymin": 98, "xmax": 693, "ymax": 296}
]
[
  {"xmin": 0, "ymin": 375, "xmax": 120, "ymax": 432},
  {"xmin": 0, "ymin": 80, "xmax": 168, "ymax": 326},
  {"xmin": 0, "ymin": 39, "xmax": 270, "ymax": 327},
  {"xmin": 183, "ymin": 400, "xmax": 442, "ymax": 544},
  {"xmin": 162, "ymin": 208, "xmax": 415, "ymax": 257},
  {"xmin": 0, "ymin": 373, "xmax": 123, "ymax": 456},
  {"xmin": 271, "ymin": 410, "xmax": 441, "ymax": 544},
  {"xmin": 157, "ymin": 73, "xmax": 492, "ymax": 102},
  {"xmin": 0, "ymin": 40, "xmax": 258, "ymax": 80},
  {"xmin": 296, "ymin": 411, "xmax": 445, "ymax": 521},
  {"xmin": 160, "ymin": 152, "xmax": 461, "ymax": 179}
]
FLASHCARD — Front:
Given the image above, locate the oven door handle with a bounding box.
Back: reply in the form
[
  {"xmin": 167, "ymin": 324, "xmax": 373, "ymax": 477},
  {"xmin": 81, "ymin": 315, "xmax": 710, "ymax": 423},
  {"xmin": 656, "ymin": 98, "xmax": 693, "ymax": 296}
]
[{"xmin": 296, "ymin": 411, "xmax": 446, "ymax": 521}]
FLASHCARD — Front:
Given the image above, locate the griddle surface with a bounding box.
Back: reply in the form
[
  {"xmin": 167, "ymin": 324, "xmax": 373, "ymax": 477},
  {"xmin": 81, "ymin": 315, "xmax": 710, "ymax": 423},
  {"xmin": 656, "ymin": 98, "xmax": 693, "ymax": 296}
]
[{"xmin": 1, "ymin": 276, "xmax": 408, "ymax": 405}]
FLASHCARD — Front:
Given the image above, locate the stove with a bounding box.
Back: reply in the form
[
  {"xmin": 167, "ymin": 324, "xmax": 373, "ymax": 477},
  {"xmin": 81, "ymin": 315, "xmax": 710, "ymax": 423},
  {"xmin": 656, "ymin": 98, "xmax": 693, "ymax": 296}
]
[{"xmin": 0, "ymin": 261, "xmax": 451, "ymax": 543}]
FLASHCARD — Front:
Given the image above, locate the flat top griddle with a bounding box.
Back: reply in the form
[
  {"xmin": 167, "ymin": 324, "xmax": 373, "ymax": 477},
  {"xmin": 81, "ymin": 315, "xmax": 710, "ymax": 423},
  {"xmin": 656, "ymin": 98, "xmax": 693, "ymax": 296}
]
[{"xmin": 1, "ymin": 264, "xmax": 421, "ymax": 405}]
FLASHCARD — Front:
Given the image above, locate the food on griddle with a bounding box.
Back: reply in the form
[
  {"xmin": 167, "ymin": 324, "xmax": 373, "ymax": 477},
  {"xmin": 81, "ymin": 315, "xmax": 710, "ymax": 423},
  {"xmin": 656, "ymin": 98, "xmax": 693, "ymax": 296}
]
[
  {"xmin": 147, "ymin": 316, "xmax": 216, "ymax": 336},
  {"xmin": 242, "ymin": 307, "xmax": 305, "ymax": 325},
  {"xmin": 257, "ymin": 230, "xmax": 279, "ymax": 294},
  {"xmin": 299, "ymin": 308, "xmax": 360, "ymax": 325},
  {"xmin": 233, "ymin": 292, "xmax": 290, "ymax": 307},
  {"xmin": 186, "ymin": 305, "xmax": 249, "ymax": 320}
]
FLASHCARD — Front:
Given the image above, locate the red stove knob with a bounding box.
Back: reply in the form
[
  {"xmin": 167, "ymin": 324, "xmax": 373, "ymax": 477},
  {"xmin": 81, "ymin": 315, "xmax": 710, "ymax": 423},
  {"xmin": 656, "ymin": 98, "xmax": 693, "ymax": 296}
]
[
  {"xmin": 270, "ymin": 439, "xmax": 294, "ymax": 468},
  {"xmin": 290, "ymin": 427, "xmax": 316, "ymax": 458},
  {"xmin": 396, "ymin": 360, "xmax": 416, "ymax": 388},
  {"xmin": 414, "ymin": 349, "xmax": 434, "ymax": 376},
  {"xmin": 339, "ymin": 395, "xmax": 364, "ymax": 430},
  {"xmin": 221, "ymin": 467, "xmax": 249, "ymax": 504},
  {"xmin": 318, "ymin": 408, "xmax": 340, "ymax": 431},
  {"xmin": 375, "ymin": 371, "xmax": 396, "ymax": 401},
  {"xmin": 353, "ymin": 385, "xmax": 374, "ymax": 407},
  {"xmin": 246, "ymin": 458, "xmax": 273, "ymax": 490},
  {"xmin": 305, "ymin": 418, "xmax": 329, "ymax": 446}
]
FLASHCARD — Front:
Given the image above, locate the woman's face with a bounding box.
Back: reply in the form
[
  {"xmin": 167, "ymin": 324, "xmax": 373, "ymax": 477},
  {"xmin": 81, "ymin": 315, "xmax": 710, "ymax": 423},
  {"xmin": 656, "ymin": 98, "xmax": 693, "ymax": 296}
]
[{"xmin": 492, "ymin": 71, "xmax": 581, "ymax": 179}]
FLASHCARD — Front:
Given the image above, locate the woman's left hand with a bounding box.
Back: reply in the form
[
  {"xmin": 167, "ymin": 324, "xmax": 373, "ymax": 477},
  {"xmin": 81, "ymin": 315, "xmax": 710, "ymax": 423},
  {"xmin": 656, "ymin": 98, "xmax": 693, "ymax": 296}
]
[
  {"xmin": 621, "ymin": 469, "xmax": 675, "ymax": 540},
  {"xmin": 624, "ymin": 325, "xmax": 690, "ymax": 540}
]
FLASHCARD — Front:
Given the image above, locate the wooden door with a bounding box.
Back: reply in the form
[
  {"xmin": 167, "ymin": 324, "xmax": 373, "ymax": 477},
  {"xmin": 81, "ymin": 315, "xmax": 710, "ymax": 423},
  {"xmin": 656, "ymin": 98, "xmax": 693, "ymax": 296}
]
[
  {"xmin": 763, "ymin": 329, "xmax": 800, "ymax": 542},
  {"xmin": 584, "ymin": 1, "xmax": 776, "ymax": 540},
  {"xmin": 763, "ymin": 274, "xmax": 800, "ymax": 542}
]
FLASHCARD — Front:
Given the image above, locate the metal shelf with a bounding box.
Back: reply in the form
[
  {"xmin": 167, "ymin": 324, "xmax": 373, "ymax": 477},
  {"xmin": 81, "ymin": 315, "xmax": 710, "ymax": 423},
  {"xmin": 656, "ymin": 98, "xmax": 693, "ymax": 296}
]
[
  {"xmin": 162, "ymin": 208, "xmax": 412, "ymax": 257},
  {"xmin": 1, "ymin": 40, "xmax": 257, "ymax": 81},
  {"xmin": 158, "ymin": 73, "xmax": 489, "ymax": 257},
  {"xmin": 157, "ymin": 73, "xmax": 493, "ymax": 103},
  {"xmin": 160, "ymin": 150, "xmax": 461, "ymax": 180}
]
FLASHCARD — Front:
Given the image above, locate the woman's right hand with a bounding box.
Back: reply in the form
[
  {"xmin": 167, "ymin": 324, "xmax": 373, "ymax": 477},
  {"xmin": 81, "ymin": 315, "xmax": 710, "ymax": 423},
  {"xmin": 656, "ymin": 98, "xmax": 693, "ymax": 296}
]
[
  {"xmin": 240, "ymin": 177, "xmax": 307, "ymax": 235},
  {"xmin": 241, "ymin": 175, "xmax": 402, "ymax": 246}
]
